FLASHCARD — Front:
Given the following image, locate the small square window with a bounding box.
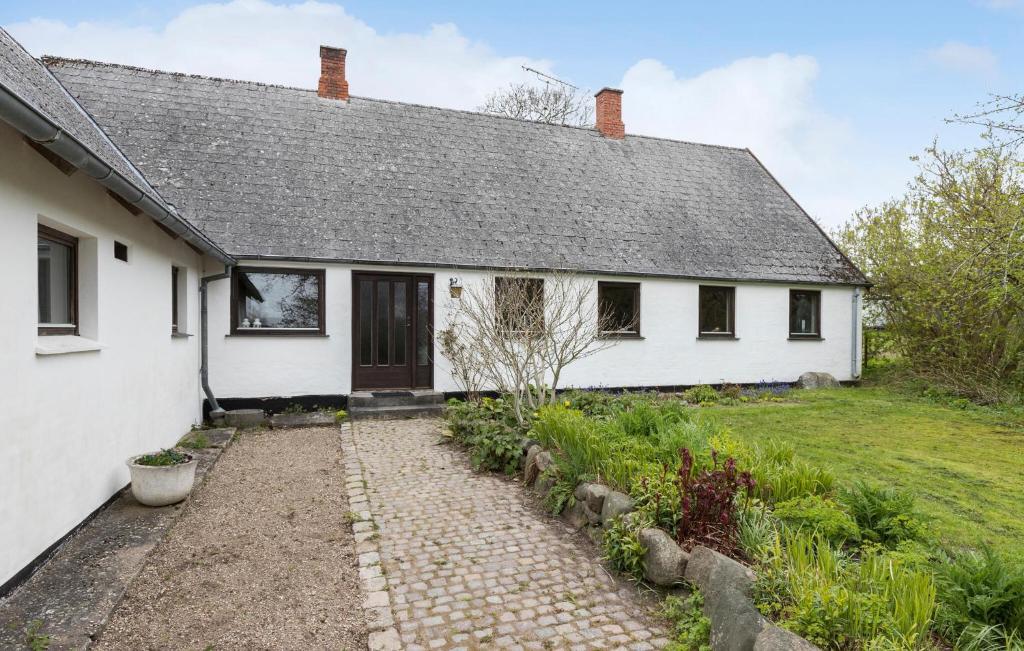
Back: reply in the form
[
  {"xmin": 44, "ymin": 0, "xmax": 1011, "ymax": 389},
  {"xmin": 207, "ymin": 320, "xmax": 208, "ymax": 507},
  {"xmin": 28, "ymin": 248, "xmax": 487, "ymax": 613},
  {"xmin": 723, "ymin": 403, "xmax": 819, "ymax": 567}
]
[
  {"xmin": 789, "ymin": 290, "xmax": 821, "ymax": 338},
  {"xmin": 38, "ymin": 224, "xmax": 78, "ymax": 336},
  {"xmin": 699, "ymin": 286, "xmax": 735, "ymax": 337},
  {"xmin": 598, "ymin": 282, "xmax": 640, "ymax": 336},
  {"xmin": 114, "ymin": 241, "xmax": 128, "ymax": 262}
]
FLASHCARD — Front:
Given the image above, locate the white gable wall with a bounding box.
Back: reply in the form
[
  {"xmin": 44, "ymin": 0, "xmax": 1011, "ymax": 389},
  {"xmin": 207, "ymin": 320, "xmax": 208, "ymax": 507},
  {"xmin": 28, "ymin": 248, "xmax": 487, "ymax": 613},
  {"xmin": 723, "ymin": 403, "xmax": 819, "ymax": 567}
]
[
  {"xmin": 0, "ymin": 123, "xmax": 207, "ymax": 587},
  {"xmin": 206, "ymin": 262, "xmax": 861, "ymax": 399}
]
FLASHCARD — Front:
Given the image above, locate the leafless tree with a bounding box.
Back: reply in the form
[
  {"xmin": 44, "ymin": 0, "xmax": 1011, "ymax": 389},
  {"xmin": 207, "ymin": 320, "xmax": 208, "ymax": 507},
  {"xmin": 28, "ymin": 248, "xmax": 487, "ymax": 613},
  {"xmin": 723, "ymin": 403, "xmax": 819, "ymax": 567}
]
[
  {"xmin": 440, "ymin": 272, "xmax": 635, "ymax": 424},
  {"xmin": 951, "ymin": 94, "xmax": 1024, "ymax": 148},
  {"xmin": 479, "ymin": 76, "xmax": 593, "ymax": 127}
]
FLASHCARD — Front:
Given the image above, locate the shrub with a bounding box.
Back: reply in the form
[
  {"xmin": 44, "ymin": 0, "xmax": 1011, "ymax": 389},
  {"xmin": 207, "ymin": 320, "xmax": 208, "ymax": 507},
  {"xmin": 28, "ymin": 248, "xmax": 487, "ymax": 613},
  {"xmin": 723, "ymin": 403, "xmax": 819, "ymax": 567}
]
[
  {"xmin": 334, "ymin": 409, "xmax": 348, "ymax": 423},
  {"xmin": 683, "ymin": 385, "xmax": 720, "ymax": 404},
  {"xmin": 740, "ymin": 440, "xmax": 836, "ymax": 504},
  {"xmin": 602, "ymin": 516, "xmax": 646, "ymax": 582},
  {"xmin": 630, "ymin": 467, "xmax": 682, "ymax": 533},
  {"xmin": 663, "ymin": 591, "xmax": 712, "ymax": 651},
  {"xmin": 135, "ymin": 449, "xmax": 190, "ymax": 466},
  {"xmin": 445, "ymin": 398, "xmax": 525, "ymax": 474},
  {"xmin": 721, "ymin": 383, "xmax": 743, "ymax": 400},
  {"xmin": 839, "ymin": 481, "xmax": 926, "ymax": 546},
  {"xmin": 933, "ymin": 547, "xmax": 1024, "ymax": 649},
  {"xmin": 676, "ymin": 448, "xmax": 755, "ymax": 555},
  {"xmin": 773, "ymin": 495, "xmax": 860, "ymax": 546}
]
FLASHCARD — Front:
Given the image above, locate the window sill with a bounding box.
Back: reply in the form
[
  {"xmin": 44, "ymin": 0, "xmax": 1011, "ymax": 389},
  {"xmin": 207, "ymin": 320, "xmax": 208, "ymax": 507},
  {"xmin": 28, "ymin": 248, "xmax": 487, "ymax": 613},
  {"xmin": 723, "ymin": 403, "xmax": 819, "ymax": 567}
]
[
  {"xmin": 788, "ymin": 336, "xmax": 824, "ymax": 341},
  {"xmin": 36, "ymin": 335, "xmax": 104, "ymax": 356},
  {"xmin": 226, "ymin": 332, "xmax": 329, "ymax": 338},
  {"xmin": 697, "ymin": 334, "xmax": 738, "ymax": 340},
  {"xmin": 598, "ymin": 333, "xmax": 644, "ymax": 340},
  {"xmin": 171, "ymin": 332, "xmax": 193, "ymax": 339}
]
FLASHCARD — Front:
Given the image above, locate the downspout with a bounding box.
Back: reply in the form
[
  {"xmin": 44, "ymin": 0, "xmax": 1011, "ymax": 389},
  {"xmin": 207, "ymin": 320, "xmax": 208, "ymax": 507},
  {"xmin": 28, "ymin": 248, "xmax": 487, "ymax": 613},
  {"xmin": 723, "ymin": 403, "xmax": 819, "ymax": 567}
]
[
  {"xmin": 851, "ymin": 287, "xmax": 861, "ymax": 380},
  {"xmin": 201, "ymin": 266, "xmax": 232, "ymax": 421}
]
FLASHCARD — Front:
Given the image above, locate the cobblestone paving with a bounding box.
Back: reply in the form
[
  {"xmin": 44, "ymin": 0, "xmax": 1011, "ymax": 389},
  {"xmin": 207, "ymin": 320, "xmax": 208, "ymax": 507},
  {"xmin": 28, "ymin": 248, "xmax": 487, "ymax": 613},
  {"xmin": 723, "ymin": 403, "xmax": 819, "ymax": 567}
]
[{"xmin": 350, "ymin": 418, "xmax": 672, "ymax": 650}]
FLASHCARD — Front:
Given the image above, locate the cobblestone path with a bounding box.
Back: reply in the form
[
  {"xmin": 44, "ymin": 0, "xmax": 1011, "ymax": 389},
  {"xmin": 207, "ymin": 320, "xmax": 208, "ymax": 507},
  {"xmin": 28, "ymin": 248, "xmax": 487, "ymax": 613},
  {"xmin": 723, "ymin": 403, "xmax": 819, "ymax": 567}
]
[{"xmin": 346, "ymin": 418, "xmax": 672, "ymax": 650}]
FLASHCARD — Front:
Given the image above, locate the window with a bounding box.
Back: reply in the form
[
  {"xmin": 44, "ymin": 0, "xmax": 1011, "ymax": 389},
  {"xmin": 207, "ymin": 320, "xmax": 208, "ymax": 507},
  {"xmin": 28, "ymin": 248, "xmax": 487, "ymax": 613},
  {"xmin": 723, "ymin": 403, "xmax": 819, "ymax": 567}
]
[
  {"xmin": 698, "ymin": 286, "xmax": 735, "ymax": 337},
  {"xmin": 495, "ymin": 277, "xmax": 544, "ymax": 334},
  {"xmin": 231, "ymin": 267, "xmax": 325, "ymax": 335},
  {"xmin": 114, "ymin": 241, "xmax": 128, "ymax": 262},
  {"xmin": 598, "ymin": 281, "xmax": 640, "ymax": 336},
  {"xmin": 789, "ymin": 290, "xmax": 821, "ymax": 338},
  {"xmin": 171, "ymin": 267, "xmax": 180, "ymax": 334},
  {"xmin": 38, "ymin": 224, "xmax": 77, "ymax": 335}
]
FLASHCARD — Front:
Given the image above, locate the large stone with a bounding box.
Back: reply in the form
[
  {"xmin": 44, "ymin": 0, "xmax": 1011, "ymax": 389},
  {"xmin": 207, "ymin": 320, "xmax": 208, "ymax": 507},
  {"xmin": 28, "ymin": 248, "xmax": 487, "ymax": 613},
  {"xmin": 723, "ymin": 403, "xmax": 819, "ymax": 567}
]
[
  {"xmin": 575, "ymin": 482, "xmax": 611, "ymax": 514},
  {"xmin": 535, "ymin": 450, "xmax": 553, "ymax": 474},
  {"xmin": 638, "ymin": 528, "xmax": 688, "ymax": 586},
  {"xmin": 684, "ymin": 546, "xmax": 756, "ymax": 597},
  {"xmin": 224, "ymin": 408, "xmax": 266, "ymax": 429},
  {"xmin": 705, "ymin": 588, "xmax": 767, "ymax": 651},
  {"xmin": 754, "ymin": 625, "xmax": 821, "ymax": 651},
  {"xmin": 523, "ymin": 445, "xmax": 542, "ymax": 485},
  {"xmin": 797, "ymin": 372, "xmax": 840, "ymax": 389},
  {"xmin": 534, "ymin": 473, "xmax": 556, "ymax": 499},
  {"xmin": 561, "ymin": 499, "xmax": 589, "ymax": 529},
  {"xmin": 600, "ymin": 490, "xmax": 635, "ymax": 524}
]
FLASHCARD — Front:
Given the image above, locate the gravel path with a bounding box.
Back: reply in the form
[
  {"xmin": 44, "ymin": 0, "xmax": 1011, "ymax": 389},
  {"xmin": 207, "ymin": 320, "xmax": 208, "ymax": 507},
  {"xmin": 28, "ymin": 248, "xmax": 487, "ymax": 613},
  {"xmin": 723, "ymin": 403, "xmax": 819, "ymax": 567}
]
[{"xmin": 95, "ymin": 427, "xmax": 366, "ymax": 650}]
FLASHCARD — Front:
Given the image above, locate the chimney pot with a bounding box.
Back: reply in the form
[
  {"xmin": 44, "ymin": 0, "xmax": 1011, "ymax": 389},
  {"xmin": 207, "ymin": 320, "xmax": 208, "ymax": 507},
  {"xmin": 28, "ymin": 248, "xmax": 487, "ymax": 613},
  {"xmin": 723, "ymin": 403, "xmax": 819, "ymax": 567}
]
[
  {"xmin": 594, "ymin": 87, "xmax": 624, "ymax": 139},
  {"xmin": 318, "ymin": 45, "xmax": 349, "ymax": 101}
]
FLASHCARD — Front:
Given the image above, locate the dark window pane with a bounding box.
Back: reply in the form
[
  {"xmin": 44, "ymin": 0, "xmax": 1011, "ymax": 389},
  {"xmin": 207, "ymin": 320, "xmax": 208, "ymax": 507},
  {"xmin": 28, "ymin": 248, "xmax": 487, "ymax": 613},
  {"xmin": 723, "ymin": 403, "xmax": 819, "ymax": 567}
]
[
  {"xmin": 599, "ymin": 283, "xmax": 639, "ymax": 334},
  {"xmin": 699, "ymin": 286, "xmax": 734, "ymax": 335},
  {"xmin": 393, "ymin": 281, "xmax": 407, "ymax": 366},
  {"xmin": 359, "ymin": 280, "xmax": 373, "ymax": 365},
  {"xmin": 377, "ymin": 281, "xmax": 389, "ymax": 365},
  {"xmin": 495, "ymin": 277, "xmax": 544, "ymax": 332},
  {"xmin": 171, "ymin": 267, "xmax": 179, "ymax": 332},
  {"xmin": 417, "ymin": 281, "xmax": 430, "ymax": 366},
  {"xmin": 114, "ymin": 241, "xmax": 128, "ymax": 262},
  {"xmin": 237, "ymin": 271, "xmax": 320, "ymax": 329},
  {"xmin": 790, "ymin": 291, "xmax": 820, "ymax": 335},
  {"xmin": 38, "ymin": 236, "xmax": 74, "ymax": 325}
]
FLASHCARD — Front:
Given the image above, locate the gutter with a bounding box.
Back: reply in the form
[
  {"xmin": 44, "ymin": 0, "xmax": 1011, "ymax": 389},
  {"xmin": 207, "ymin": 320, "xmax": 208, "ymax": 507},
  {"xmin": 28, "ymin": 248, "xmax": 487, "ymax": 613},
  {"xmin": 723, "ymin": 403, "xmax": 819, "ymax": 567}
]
[
  {"xmin": 851, "ymin": 287, "xmax": 861, "ymax": 379},
  {"xmin": 0, "ymin": 81, "xmax": 234, "ymax": 265},
  {"xmin": 200, "ymin": 266, "xmax": 232, "ymax": 421}
]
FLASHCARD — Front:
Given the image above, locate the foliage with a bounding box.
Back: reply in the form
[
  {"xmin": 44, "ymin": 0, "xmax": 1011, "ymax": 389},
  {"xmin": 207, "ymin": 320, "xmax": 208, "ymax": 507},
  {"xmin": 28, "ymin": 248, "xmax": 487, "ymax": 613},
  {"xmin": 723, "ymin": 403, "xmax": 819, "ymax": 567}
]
[
  {"xmin": 675, "ymin": 448, "xmax": 755, "ymax": 555},
  {"xmin": 281, "ymin": 402, "xmax": 305, "ymax": 415},
  {"xmin": 178, "ymin": 431, "xmax": 211, "ymax": 449},
  {"xmin": 602, "ymin": 516, "xmax": 646, "ymax": 582},
  {"xmin": 444, "ymin": 397, "xmax": 525, "ymax": 474},
  {"xmin": 835, "ymin": 143, "xmax": 1024, "ymax": 404},
  {"xmin": 738, "ymin": 439, "xmax": 836, "ymax": 504},
  {"xmin": 663, "ymin": 591, "xmax": 712, "ymax": 651},
  {"xmin": 683, "ymin": 385, "xmax": 720, "ymax": 405},
  {"xmin": 773, "ymin": 495, "xmax": 861, "ymax": 546},
  {"xmin": 334, "ymin": 409, "xmax": 348, "ymax": 423},
  {"xmin": 933, "ymin": 548, "xmax": 1024, "ymax": 649},
  {"xmin": 839, "ymin": 481, "xmax": 926, "ymax": 546},
  {"xmin": 755, "ymin": 530, "xmax": 937, "ymax": 649},
  {"xmin": 737, "ymin": 504, "xmax": 780, "ymax": 562},
  {"xmin": 23, "ymin": 620, "xmax": 50, "ymax": 651},
  {"xmin": 135, "ymin": 448, "xmax": 190, "ymax": 467}
]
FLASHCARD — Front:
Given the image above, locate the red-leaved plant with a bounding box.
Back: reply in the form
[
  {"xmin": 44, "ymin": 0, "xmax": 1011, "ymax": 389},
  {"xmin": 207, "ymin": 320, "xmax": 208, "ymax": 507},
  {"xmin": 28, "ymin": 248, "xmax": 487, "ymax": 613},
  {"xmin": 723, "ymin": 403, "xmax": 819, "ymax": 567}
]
[{"xmin": 676, "ymin": 447, "xmax": 755, "ymax": 556}]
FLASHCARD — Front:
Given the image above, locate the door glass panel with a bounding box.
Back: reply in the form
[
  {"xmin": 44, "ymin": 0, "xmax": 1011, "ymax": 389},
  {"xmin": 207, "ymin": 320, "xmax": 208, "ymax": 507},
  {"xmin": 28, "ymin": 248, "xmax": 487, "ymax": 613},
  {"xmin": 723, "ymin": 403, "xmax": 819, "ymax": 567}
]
[
  {"xmin": 376, "ymin": 281, "xmax": 389, "ymax": 365},
  {"xmin": 417, "ymin": 281, "xmax": 430, "ymax": 366},
  {"xmin": 393, "ymin": 281, "xmax": 407, "ymax": 366},
  {"xmin": 359, "ymin": 280, "xmax": 372, "ymax": 365}
]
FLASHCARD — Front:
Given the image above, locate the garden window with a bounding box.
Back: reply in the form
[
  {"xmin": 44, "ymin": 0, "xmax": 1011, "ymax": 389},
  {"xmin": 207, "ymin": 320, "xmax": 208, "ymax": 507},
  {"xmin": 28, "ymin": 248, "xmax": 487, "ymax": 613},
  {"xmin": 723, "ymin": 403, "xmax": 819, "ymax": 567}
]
[
  {"xmin": 598, "ymin": 281, "xmax": 640, "ymax": 336},
  {"xmin": 231, "ymin": 267, "xmax": 325, "ymax": 335},
  {"xmin": 698, "ymin": 286, "xmax": 735, "ymax": 337},
  {"xmin": 38, "ymin": 224, "xmax": 77, "ymax": 335},
  {"xmin": 495, "ymin": 276, "xmax": 544, "ymax": 334},
  {"xmin": 789, "ymin": 290, "xmax": 821, "ymax": 338}
]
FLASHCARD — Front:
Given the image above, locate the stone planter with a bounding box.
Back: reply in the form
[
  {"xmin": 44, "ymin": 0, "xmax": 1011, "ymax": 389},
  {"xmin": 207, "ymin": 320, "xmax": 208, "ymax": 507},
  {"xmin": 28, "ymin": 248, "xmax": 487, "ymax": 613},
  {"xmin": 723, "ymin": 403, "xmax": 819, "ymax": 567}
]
[{"xmin": 126, "ymin": 453, "xmax": 198, "ymax": 506}]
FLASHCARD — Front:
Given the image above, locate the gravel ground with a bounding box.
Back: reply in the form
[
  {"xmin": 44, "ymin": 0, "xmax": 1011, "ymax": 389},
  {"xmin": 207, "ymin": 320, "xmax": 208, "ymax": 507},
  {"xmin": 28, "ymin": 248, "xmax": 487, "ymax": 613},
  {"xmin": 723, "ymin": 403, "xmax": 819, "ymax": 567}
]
[{"xmin": 95, "ymin": 427, "xmax": 366, "ymax": 650}]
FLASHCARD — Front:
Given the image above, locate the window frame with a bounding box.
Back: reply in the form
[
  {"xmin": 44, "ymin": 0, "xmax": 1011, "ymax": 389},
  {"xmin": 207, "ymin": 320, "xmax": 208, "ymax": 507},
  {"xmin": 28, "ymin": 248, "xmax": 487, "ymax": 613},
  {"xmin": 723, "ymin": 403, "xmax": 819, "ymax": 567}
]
[
  {"xmin": 171, "ymin": 266, "xmax": 180, "ymax": 334},
  {"xmin": 597, "ymin": 281, "xmax": 641, "ymax": 338},
  {"xmin": 37, "ymin": 224, "xmax": 79, "ymax": 336},
  {"xmin": 788, "ymin": 289, "xmax": 822, "ymax": 339},
  {"xmin": 230, "ymin": 266, "xmax": 326, "ymax": 336},
  {"xmin": 697, "ymin": 285, "xmax": 736, "ymax": 339}
]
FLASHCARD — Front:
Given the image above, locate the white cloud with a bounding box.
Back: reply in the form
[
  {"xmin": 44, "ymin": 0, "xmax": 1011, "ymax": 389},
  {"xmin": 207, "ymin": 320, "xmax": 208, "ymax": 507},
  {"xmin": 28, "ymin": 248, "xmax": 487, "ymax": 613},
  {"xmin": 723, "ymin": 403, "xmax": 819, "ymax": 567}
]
[
  {"xmin": 927, "ymin": 41, "xmax": 998, "ymax": 77},
  {"xmin": 6, "ymin": 0, "xmax": 550, "ymax": 110}
]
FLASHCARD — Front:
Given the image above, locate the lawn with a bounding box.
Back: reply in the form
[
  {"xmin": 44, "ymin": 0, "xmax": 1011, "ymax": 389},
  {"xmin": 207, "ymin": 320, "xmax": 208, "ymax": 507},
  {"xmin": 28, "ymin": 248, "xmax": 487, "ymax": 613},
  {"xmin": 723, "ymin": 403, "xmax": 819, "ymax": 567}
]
[{"xmin": 708, "ymin": 385, "xmax": 1024, "ymax": 559}]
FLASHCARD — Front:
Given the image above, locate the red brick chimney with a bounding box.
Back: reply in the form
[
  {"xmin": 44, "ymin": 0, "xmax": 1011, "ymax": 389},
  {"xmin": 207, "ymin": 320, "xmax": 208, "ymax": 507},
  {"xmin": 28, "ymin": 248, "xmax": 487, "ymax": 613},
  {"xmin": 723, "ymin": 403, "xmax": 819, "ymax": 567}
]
[
  {"xmin": 318, "ymin": 45, "xmax": 349, "ymax": 101},
  {"xmin": 594, "ymin": 87, "xmax": 624, "ymax": 139}
]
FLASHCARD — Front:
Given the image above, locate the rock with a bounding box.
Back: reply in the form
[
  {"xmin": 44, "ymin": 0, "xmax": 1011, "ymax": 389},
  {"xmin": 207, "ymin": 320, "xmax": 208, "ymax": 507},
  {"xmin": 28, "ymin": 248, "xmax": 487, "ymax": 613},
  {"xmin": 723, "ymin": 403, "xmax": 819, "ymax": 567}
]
[
  {"xmin": 583, "ymin": 504, "xmax": 602, "ymax": 525},
  {"xmin": 224, "ymin": 408, "xmax": 265, "ymax": 429},
  {"xmin": 535, "ymin": 450, "xmax": 553, "ymax": 474},
  {"xmin": 638, "ymin": 528, "xmax": 688, "ymax": 586},
  {"xmin": 600, "ymin": 490, "xmax": 635, "ymax": 523},
  {"xmin": 754, "ymin": 625, "xmax": 821, "ymax": 651},
  {"xmin": 561, "ymin": 500, "xmax": 589, "ymax": 529},
  {"xmin": 797, "ymin": 372, "xmax": 840, "ymax": 389},
  {"xmin": 705, "ymin": 588, "xmax": 767, "ymax": 651},
  {"xmin": 523, "ymin": 445, "xmax": 542, "ymax": 485},
  {"xmin": 575, "ymin": 483, "xmax": 611, "ymax": 515},
  {"xmin": 534, "ymin": 473, "xmax": 556, "ymax": 499}
]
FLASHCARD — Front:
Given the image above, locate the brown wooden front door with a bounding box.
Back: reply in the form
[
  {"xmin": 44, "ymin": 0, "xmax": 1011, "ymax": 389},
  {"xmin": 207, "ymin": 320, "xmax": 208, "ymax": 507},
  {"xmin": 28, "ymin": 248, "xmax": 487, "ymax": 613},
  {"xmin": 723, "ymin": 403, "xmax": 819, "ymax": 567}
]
[{"xmin": 352, "ymin": 272, "xmax": 433, "ymax": 390}]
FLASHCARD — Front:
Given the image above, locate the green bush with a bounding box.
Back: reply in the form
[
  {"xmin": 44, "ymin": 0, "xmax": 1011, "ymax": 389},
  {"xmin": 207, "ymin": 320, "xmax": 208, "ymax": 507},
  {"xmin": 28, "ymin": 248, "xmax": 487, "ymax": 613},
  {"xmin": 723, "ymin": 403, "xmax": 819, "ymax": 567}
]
[
  {"xmin": 839, "ymin": 481, "xmax": 926, "ymax": 546},
  {"xmin": 334, "ymin": 409, "xmax": 348, "ymax": 423},
  {"xmin": 773, "ymin": 495, "xmax": 860, "ymax": 546},
  {"xmin": 739, "ymin": 440, "xmax": 836, "ymax": 504},
  {"xmin": 663, "ymin": 591, "xmax": 712, "ymax": 651},
  {"xmin": 933, "ymin": 547, "xmax": 1024, "ymax": 649},
  {"xmin": 683, "ymin": 385, "xmax": 720, "ymax": 404},
  {"xmin": 602, "ymin": 516, "xmax": 646, "ymax": 582},
  {"xmin": 445, "ymin": 397, "xmax": 525, "ymax": 474},
  {"xmin": 737, "ymin": 504, "xmax": 779, "ymax": 562}
]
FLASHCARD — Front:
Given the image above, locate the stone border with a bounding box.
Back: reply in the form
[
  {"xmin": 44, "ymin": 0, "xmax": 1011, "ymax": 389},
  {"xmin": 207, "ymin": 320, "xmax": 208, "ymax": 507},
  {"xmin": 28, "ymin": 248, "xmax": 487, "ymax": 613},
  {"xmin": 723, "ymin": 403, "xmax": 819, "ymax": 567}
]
[
  {"xmin": 521, "ymin": 441, "xmax": 819, "ymax": 651},
  {"xmin": 338, "ymin": 421, "xmax": 401, "ymax": 651}
]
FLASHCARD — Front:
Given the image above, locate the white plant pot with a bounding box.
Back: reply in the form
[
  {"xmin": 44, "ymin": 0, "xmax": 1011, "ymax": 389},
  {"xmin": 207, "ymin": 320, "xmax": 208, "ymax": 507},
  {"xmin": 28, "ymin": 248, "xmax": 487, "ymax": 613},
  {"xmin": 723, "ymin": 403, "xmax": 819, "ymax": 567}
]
[{"xmin": 126, "ymin": 453, "xmax": 198, "ymax": 506}]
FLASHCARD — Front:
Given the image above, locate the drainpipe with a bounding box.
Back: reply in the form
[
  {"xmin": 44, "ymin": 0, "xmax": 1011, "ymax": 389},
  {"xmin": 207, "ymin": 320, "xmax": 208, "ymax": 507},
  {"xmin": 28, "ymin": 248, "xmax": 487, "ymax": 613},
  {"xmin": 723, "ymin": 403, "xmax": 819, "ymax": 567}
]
[
  {"xmin": 201, "ymin": 266, "xmax": 232, "ymax": 421},
  {"xmin": 851, "ymin": 287, "xmax": 861, "ymax": 380}
]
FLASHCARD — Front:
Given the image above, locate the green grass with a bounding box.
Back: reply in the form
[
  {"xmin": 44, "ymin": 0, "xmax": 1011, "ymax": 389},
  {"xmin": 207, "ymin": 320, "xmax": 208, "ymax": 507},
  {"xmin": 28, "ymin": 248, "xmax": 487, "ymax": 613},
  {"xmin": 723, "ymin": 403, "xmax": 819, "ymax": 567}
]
[{"xmin": 710, "ymin": 386, "xmax": 1024, "ymax": 558}]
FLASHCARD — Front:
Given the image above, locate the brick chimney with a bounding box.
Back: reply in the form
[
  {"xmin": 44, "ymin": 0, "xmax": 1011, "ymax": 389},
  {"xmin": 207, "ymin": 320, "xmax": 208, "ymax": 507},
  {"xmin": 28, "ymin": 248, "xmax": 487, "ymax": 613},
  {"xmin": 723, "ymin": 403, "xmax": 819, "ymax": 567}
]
[
  {"xmin": 594, "ymin": 87, "xmax": 624, "ymax": 139},
  {"xmin": 318, "ymin": 45, "xmax": 349, "ymax": 101}
]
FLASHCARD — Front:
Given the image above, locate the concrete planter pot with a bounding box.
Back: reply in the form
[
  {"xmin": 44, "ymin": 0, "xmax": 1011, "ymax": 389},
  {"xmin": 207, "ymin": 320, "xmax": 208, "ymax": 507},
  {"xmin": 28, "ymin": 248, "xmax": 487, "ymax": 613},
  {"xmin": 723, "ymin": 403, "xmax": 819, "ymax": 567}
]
[{"xmin": 126, "ymin": 453, "xmax": 198, "ymax": 506}]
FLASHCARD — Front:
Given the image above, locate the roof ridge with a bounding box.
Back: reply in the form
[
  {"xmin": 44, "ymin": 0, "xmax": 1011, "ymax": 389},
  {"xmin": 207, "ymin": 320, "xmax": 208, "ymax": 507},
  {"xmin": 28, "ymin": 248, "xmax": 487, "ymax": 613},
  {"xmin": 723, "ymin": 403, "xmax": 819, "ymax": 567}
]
[{"xmin": 43, "ymin": 55, "xmax": 749, "ymax": 153}]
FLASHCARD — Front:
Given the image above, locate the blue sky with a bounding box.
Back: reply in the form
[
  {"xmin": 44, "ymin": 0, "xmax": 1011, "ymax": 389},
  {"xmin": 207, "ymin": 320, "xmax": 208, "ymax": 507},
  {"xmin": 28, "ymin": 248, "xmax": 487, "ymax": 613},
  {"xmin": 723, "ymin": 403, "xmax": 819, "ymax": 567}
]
[{"xmin": 3, "ymin": 1, "xmax": 1021, "ymax": 228}]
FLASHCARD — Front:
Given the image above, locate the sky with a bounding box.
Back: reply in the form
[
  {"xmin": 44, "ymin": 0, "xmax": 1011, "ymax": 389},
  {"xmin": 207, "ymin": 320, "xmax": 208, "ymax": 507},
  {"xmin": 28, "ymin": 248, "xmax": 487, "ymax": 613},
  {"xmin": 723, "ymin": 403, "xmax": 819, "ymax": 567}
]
[{"xmin": 3, "ymin": 0, "xmax": 1022, "ymax": 230}]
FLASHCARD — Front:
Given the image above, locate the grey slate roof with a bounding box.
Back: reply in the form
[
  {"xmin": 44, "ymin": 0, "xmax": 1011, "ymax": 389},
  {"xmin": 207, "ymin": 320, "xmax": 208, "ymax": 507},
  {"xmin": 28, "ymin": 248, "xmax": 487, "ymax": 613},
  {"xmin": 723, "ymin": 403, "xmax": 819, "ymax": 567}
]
[{"xmin": 48, "ymin": 57, "xmax": 865, "ymax": 285}]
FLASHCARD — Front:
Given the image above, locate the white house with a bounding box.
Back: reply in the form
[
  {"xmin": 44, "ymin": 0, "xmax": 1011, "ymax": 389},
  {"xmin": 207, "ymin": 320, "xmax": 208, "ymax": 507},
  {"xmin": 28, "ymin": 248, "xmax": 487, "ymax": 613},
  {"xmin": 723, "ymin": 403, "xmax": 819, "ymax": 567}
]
[{"xmin": 1, "ymin": 32, "xmax": 865, "ymax": 590}]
